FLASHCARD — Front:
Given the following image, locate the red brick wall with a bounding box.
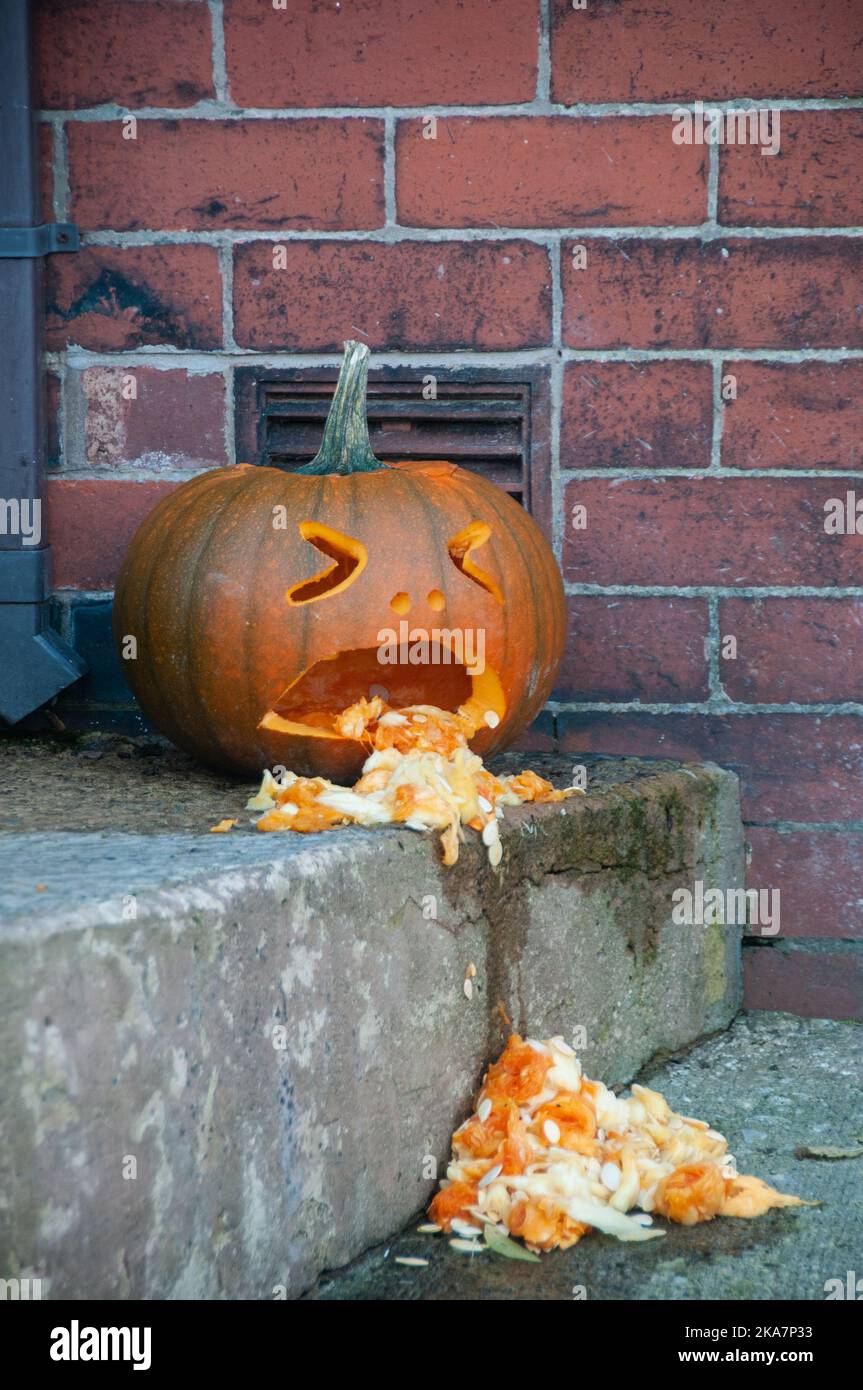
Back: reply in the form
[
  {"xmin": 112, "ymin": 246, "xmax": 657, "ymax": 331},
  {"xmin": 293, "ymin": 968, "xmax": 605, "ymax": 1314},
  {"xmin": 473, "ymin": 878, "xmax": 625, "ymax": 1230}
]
[{"xmin": 36, "ymin": 0, "xmax": 863, "ymax": 1017}]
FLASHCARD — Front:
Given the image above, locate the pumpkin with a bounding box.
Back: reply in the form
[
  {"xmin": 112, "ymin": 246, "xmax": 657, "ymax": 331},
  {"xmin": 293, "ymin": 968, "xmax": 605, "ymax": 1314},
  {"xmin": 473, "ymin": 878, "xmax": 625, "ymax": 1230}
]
[{"xmin": 113, "ymin": 341, "xmax": 566, "ymax": 778}]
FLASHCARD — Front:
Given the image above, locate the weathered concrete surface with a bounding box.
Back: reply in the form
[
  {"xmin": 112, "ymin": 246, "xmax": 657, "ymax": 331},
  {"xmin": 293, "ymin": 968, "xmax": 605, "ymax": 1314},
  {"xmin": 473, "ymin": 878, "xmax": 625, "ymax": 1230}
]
[
  {"xmin": 309, "ymin": 1013, "xmax": 863, "ymax": 1301},
  {"xmin": 0, "ymin": 738, "xmax": 743, "ymax": 1299}
]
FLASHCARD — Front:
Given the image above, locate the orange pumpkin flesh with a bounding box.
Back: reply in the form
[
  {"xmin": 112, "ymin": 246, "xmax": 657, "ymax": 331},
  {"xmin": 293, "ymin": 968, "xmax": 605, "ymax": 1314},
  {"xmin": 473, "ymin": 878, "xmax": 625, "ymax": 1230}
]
[
  {"xmin": 113, "ymin": 342, "xmax": 566, "ymax": 778},
  {"xmin": 248, "ymin": 697, "xmax": 582, "ymax": 867}
]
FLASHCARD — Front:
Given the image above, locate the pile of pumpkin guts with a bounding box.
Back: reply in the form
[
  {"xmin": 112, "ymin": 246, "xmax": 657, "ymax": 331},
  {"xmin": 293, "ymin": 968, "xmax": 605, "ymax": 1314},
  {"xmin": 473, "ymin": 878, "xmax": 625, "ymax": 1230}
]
[
  {"xmin": 247, "ymin": 695, "xmax": 581, "ymax": 865},
  {"xmin": 428, "ymin": 1034, "xmax": 813, "ymax": 1255}
]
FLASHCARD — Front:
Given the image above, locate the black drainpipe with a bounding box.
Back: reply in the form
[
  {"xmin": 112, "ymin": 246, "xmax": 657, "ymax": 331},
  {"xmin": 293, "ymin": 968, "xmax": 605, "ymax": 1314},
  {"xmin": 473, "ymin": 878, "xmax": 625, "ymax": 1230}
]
[{"xmin": 0, "ymin": 0, "xmax": 85, "ymax": 723}]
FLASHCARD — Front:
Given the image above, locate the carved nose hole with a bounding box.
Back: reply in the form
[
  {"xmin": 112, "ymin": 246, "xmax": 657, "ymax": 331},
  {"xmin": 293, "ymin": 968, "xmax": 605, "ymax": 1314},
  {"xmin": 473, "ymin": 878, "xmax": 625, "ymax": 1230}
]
[
  {"xmin": 427, "ymin": 589, "xmax": 445, "ymax": 611},
  {"xmin": 390, "ymin": 592, "xmax": 411, "ymax": 615}
]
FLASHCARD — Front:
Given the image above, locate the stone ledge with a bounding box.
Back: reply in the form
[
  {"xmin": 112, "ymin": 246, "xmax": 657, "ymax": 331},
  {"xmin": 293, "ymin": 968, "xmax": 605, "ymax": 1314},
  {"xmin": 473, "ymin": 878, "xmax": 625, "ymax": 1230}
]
[{"xmin": 0, "ymin": 743, "xmax": 743, "ymax": 1298}]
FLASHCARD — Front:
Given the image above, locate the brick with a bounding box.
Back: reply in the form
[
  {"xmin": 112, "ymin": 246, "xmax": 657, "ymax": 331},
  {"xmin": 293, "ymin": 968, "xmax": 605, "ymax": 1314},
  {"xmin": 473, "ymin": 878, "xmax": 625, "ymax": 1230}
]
[
  {"xmin": 719, "ymin": 598, "xmax": 863, "ymax": 703},
  {"xmin": 224, "ymin": 0, "xmax": 538, "ymax": 107},
  {"xmin": 396, "ymin": 117, "xmax": 706, "ymax": 228},
  {"xmin": 557, "ymin": 597, "xmax": 709, "ymax": 703},
  {"xmin": 550, "ymin": 0, "xmax": 863, "ymax": 103},
  {"xmin": 48, "ymin": 480, "xmax": 175, "ymax": 589},
  {"xmin": 511, "ymin": 710, "xmax": 556, "ymax": 753},
  {"xmin": 74, "ymin": 368, "xmax": 227, "ymax": 471},
  {"xmin": 563, "ymin": 478, "xmax": 863, "ymax": 589},
  {"xmin": 747, "ymin": 829, "xmax": 863, "ymax": 940},
  {"xmin": 719, "ymin": 112, "xmax": 863, "ymax": 226},
  {"xmin": 721, "ymin": 362, "xmax": 863, "ymax": 470},
  {"xmin": 562, "ymin": 238, "xmax": 863, "ymax": 350},
  {"xmin": 232, "ymin": 240, "xmax": 551, "ymax": 351},
  {"xmin": 67, "ymin": 119, "xmax": 385, "ymax": 232},
  {"xmin": 561, "ymin": 362, "xmax": 712, "ymax": 469},
  {"xmin": 45, "ymin": 246, "xmax": 222, "ymax": 351},
  {"xmin": 35, "ymin": 0, "xmax": 214, "ymax": 109},
  {"xmin": 556, "ymin": 712, "xmax": 863, "ymax": 822},
  {"xmin": 743, "ymin": 943, "xmax": 862, "ymax": 1020}
]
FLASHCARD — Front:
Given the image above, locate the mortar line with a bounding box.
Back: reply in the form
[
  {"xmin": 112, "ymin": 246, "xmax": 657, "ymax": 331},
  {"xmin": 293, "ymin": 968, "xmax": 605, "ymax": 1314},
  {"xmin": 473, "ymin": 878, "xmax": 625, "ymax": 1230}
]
[
  {"xmin": 55, "ymin": 594, "xmax": 73, "ymax": 642},
  {"xmin": 383, "ymin": 112, "xmax": 396, "ymax": 226},
  {"xmin": 547, "ymin": 232, "xmax": 565, "ymax": 560},
  {"xmin": 47, "ymin": 348, "xmax": 863, "ymax": 369},
  {"xmin": 54, "ymin": 579, "xmax": 863, "ymax": 603},
  {"xmin": 46, "ymin": 462, "xmax": 863, "ymax": 486},
  {"xmin": 549, "ymin": 236, "xmax": 562, "ymax": 351},
  {"xmin": 52, "ymin": 357, "xmax": 67, "ymax": 481},
  {"xmin": 707, "ymin": 140, "xmax": 720, "ymax": 225},
  {"xmin": 53, "ymin": 589, "xmax": 118, "ymax": 602},
  {"xmin": 709, "ymin": 355, "xmax": 725, "ymax": 472},
  {"xmin": 741, "ymin": 938, "xmax": 863, "ymax": 950},
  {"xmin": 48, "ymin": 117, "xmax": 71, "ymax": 481},
  {"xmin": 563, "ymin": 583, "xmax": 863, "ymax": 598},
  {"xmin": 551, "ymin": 386, "xmax": 565, "ymax": 554},
  {"xmin": 223, "ymin": 361, "xmax": 236, "ymax": 467},
  {"xmin": 560, "ymin": 465, "xmax": 863, "ymax": 478},
  {"xmin": 549, "ymin": 396, "xmax": 565, "ymax": 559},
  {"xmin": 207, "ymin": 0, "xmax": 229, "ymax": 105},
  {"xmin": 76, "ymin": 224, "xmax": 863, "ymax": 243},
  {"xmin": 548, "ymin": 698, "xmax": 863, "ymax": 715},
  {"xmin": 744, "ymin": 820, "xmax": 863, "ymax": 834},
  {"xmin": 219, "ymin": 242, "xmax": 236, "ymax": 351},
  {"xmin": 49, "ymin": 117, "xmax": 69, "ymax": 222},
  {"xmin": 706, "ymin": 596, "xmax": 725, "ymax": 701},
  {"xmin": 36, "ymin": 97, "xmax": 863, "ymax": 121},
  {"xmin": 536, "ymin": 0, "xmax": 551, "ymax": 103}
]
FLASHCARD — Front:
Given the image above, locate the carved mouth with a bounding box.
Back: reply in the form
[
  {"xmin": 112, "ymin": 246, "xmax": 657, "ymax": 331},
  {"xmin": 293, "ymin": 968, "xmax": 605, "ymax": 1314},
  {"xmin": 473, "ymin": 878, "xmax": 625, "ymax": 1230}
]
[{"xmin": 258, "ymin": 644, "xmax": 505, "ymax": 740}]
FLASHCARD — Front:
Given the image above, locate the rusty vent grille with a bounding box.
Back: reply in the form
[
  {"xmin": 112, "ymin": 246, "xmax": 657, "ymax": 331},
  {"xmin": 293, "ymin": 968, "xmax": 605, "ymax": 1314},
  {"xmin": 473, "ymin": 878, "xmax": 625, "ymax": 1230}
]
[{"xmin": 235, "ymin": 367, "xmax": 551, "ymax": 520}]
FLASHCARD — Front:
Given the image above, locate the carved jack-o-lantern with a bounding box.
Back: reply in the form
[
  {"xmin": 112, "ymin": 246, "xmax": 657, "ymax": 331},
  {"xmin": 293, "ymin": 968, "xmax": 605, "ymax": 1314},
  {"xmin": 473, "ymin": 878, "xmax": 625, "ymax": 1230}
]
[{"xmin": 113, "ymin": 343, "xmax": 566, "ymax": 778}]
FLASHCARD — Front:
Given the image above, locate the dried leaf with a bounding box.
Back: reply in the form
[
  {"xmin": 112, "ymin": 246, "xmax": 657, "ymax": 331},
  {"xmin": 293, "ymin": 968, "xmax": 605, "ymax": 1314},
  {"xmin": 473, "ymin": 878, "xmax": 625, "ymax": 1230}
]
[
  {"xmin": 483, "ymin": 1222, "xmax": 541, "ymax": 1263},
  {"xmin": 795, "ymin": 1143, "xmax": 863, "ymax": 1161}
]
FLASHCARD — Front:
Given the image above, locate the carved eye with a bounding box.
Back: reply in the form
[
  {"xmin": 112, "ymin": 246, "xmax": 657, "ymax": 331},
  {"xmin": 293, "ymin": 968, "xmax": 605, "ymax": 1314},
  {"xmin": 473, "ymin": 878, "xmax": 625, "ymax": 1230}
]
[
  {"xmin": 447, "ymin": 521, "xmax": 503, "ymax": 605},
  {"xmin": 286, "ymin": 522, "xmax": 368, "ymax": 605}
]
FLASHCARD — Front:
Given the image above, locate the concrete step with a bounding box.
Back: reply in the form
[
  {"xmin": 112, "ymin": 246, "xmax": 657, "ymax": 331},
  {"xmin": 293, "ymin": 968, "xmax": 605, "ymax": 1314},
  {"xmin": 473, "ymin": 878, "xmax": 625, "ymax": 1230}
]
[
  {"xmin": 0, "ymin": 738, "xmax": 743, "ymax": 1298},
  {"xmin": 307, "ymin": 1012, "xmax": 862, "ymax": 1302}
]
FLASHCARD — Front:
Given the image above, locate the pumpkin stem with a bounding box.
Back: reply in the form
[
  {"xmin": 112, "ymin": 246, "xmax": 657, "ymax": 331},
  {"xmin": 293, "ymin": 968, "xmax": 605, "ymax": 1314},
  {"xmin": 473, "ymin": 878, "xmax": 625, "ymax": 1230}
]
[{"xmin": 298, "ymin": 340, "xmax": 387, "ymax": 475}]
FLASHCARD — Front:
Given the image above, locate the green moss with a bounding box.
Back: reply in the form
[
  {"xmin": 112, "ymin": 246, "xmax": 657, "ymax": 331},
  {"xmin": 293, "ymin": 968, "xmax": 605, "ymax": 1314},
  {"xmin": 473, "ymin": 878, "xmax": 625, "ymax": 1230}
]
[{"xmin": 703, "ymin": 918, "xmax": 729, "ymax": 1006}]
